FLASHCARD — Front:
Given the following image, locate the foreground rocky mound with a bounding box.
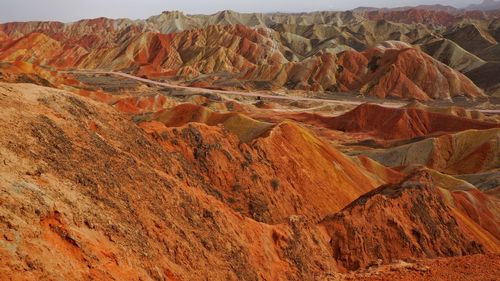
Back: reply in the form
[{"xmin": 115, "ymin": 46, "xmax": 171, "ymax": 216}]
[
  {"xmin": 406, "ymin": 167, "xmax": 500, "ymax": 246},
  {"xmin": 0, "ymin": 82, "xmax": 339, "ymax": 280},
  {"xmin": 138, "ymin": 115, "xmax": 398, "ymax": 223},
  {"xmin": 0, "ymin": 83, "xmax": 498, "ymax": 280},
  {"xmin": 321, "ymin": 171, "xmax": 485, "ymax": 271},
  {"xmin": 0, "ymin": 82, "xmax": 403, "ymax": 279}
]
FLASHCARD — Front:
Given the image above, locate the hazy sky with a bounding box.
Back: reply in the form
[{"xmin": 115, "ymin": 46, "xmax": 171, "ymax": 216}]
[{"xmin": 0, "ymin": 0, "xmax": 484, "ymax": 23}]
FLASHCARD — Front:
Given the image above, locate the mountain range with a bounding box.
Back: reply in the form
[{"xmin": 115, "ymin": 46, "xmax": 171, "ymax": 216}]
[{"xmin": 1, "ymin": 8, "xmax": 499, "ymax": 98}]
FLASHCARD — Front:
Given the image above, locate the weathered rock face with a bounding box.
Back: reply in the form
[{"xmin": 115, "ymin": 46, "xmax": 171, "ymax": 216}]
[
  {"xmin": 321, "ymin": 171, "xmax": 485, "ymax": 271},
  {"xmin": 0, "ymin": 80, "xmax": 498, "ymax": 279},
  {"xmin": 419, "ymin": 168, "xmax": 500, "ymax": 247},
  {"xmin": 338, "ymin": 103, "xmax": 498, "ymax": 139},
  {"xmin": 0, "ymin": 82, "xmax": 344, "ymax": 280},
  {"xmin": 464, "ymin": 62, "xmax": 500, "ymax": 96},
  {"xmin": 139, "ymin": 114, "xmax": 400, "ymax": 224},
  {"xmin": 0, "ymin": 17, "xmax": 151, "ymax": 47}
]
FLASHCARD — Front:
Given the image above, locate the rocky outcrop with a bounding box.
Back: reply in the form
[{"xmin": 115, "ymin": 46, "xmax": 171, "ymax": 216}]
[
  {"xmin": 321, "ymin": 171, "xmax": 485, "ymax": 271},
  {"xmin": 139, "ymin": 116, "xmax": 398, "ymax": 223},
  {"xmin": 0, "ymin": 82, "xmax": 344, "ymax": 280},
  {"xmin": 337, "ymin": 41, "xmax": 485, "ymax": 100}
]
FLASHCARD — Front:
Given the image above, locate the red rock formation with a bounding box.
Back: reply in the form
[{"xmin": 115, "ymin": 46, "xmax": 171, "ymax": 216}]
[
  {"xmin": 280, "ymin": 104, "xmax": 499, "ymax": 140},
  {"xmin": 321, "ymin": 171, "xmax": 485, "ymax": 271},
  {"xmin": 448, "ymin": 187, "xmax": 500, "ymax": 241},
  {"xmin": 0, "ymin": 21, "xmax": 65, "ymax": 39},
  {"xmin": 0, "ymin": 82, "xmax": 342, "ymax": 280},
  {"xmin": 400, "ymin": 167, "xmax": 500, "ymax": 250},
  {"xmin": 0, "ymin": 9, "xmax": 498, "ymax": 279},
  {"xmin": 0, "ymin": 61, "xmax": 79, "ymax": 88},
  {"xmin": 146, "ymin": 103, "xmax": 273, "ymax": 142},
  {"xmin": 0, "ymin": 33, "xmax": 63, "ymax": 64},
  {"xmin": 337, "ymin": 41, "xmax": 485, "ymax": 100},
  {"xmin": 0, "ymin": 19, "xmax": 487, "ymax": 100},
  {"xmin": 139, "ymin": 116, "xmax": 400, "ymax": 223},
  {"xmin": 113, "ymin": 94, "xmax": 175, "ymax": 114}
]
